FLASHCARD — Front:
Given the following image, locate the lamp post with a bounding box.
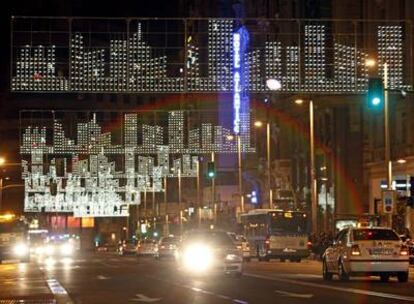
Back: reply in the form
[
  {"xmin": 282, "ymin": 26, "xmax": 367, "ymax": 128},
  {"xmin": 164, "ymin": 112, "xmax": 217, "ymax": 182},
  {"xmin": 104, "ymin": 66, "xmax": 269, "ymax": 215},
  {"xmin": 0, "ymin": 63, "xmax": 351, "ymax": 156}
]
[
  {"xmin": 265, "ymin": 78, "xmax": 282, "ymax": 209},
  {"xmin": 295, "ymin": 99, "xmax": 317, "ymax": 234},
  {"xmin": 196, "ymin": 159, "xmax": 201, "ymax": 228},
  {"xmin": 211, "ymin": 152, "xmax": 217, "ymax": 223},
  {"xmin": 237, "ymin": 134, "xmax": 244, "ymax": 213},
  {"xmin": 178, "ymin": 168, "xmax": 182, "ymax": 234},
  {"xmin": 164, "ymin": 176, "xmax": 169, "ymax": 236},
  {"xmin": 254, "ymin": 120, "xmax": 272, "ymax": 209}
]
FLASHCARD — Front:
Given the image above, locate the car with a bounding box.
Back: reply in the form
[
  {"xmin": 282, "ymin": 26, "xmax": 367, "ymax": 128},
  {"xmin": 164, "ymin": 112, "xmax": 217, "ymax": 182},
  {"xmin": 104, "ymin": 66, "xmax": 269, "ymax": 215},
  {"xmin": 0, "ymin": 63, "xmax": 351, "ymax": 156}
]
[
  {"xmin": 175, "ymin": 229, "xmax": 243, "ymax": 277},
  {"xmin": 227, "ymin": 232, "xmax": 251, "ymax": 262},
  {"xmin": 400, "ymin": 235, "xmax": 414, "ymax": 264},
  {"xmin": 322, "ymin": 227, "xmax": 409, "ymax": 282},
  {"xmin": 118, "ymin": 240, "xmax": 137, "ymax": 256},
  {"xmin": 136, "ymin": 239, "xmax": 157, "ymax": 256},
  {"xmin": 154, "ymin": 236, "xmax": 180, "ymax": 259}
]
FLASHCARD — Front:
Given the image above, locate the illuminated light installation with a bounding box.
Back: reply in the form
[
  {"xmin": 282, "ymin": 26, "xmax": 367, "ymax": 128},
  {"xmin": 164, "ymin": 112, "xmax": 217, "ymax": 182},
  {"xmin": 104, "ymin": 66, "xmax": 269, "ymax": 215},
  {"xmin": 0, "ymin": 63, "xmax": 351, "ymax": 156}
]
[
  {"xmin": 233, "ymin": 26, "xmax": 249, "ymax": 137},
  {"xmin": 21, "ymin": 111, "xmax": 256, "ymax": 217},
  {"xmin": 11, "ymin": 19, "xmax": 412, "ymax": 93}
]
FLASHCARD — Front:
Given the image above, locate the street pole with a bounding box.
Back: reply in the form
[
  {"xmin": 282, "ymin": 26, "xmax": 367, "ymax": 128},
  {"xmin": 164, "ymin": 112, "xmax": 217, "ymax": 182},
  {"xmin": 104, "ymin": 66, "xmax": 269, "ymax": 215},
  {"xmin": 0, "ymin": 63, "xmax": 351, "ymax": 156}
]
[
  {"xmin": 0, "ymin": 178, "xmax": 2, "ymax": 212},
  {"xmin": 211, "ymin": 152, "xmax": 216, "ymax": 224},
  {"xmin": 237, "ymin": 135, "xmax": 244, "ymax": 214},
  {"xmin": 384, "ymin": 62, "xmax": 393, "ymax": 228},
  {"xmin": 164, "ymin": 176, "xmax": 169, "ymax": 236},
  {"xmin": 196, "ymin": 159, "xmax": 201, "ymax": 228},
  {"xmin": 266, "ymin": 121, "xmax": 272, "ymax": 209},
  {"xmin": 309, "ymin": 100, "xmax": 318, "ymax": 234},
  {"xmin": 178, "ymin": 168, "xmax": 182, "ymax": 234},
  {"xmin": 144, "ymin": 187, "xmax": 147, "ymax": 218}
]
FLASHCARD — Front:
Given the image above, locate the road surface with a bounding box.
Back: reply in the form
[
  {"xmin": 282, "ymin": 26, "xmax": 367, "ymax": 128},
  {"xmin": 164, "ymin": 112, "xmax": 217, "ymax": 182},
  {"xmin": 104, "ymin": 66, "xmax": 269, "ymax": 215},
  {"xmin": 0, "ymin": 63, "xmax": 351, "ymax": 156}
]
[{"xmin": 0, "ymin": 253, "xmax": 414, "ymax": 303}]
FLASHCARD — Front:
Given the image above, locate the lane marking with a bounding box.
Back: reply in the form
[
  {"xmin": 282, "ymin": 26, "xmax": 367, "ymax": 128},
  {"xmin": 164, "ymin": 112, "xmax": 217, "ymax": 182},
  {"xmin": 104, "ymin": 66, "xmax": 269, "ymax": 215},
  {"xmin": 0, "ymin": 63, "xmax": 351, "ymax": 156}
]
[
  {"xmin": 146, "ymin": 275, "xmax": 248, "ymax": 303},
  {"xmin": 46, "ymin": 278, "xmax": 74, "ymax": 304},
  {"xmin": 129, "ymin": 293, "xmax": 162, "ymax": 302},
  {"xmin": 274, "ymin": 289, "xmax": 314, "ymax": 298},
  {"xmin": 245, "ymin": 273, "xmax": 414, "ymax": 302},
  {"xmin": 97, "ymin": 275, "xmax": 110, "ymax": 280}
]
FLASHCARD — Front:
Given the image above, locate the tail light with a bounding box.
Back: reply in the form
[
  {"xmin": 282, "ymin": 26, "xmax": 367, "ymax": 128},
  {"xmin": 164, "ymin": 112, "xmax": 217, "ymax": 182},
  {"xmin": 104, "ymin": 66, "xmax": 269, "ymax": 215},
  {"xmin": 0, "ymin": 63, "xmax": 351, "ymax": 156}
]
[
  {"xmin": 265, "ymin": 237, "xmax": 270, "ymax": 250},
  {"xmin": 400, "ymin": 245, "xmax": 409, "ymax": 256},
  {"xmin": 351, "ymin": 244, "xmax": 361, "ymax": 256}
]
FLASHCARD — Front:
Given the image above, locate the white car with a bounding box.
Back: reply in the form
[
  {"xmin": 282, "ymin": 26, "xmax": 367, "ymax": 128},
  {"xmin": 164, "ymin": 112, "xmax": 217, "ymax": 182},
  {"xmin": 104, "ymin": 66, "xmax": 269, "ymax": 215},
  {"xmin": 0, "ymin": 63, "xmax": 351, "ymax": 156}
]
[
  {"xmin": 322, "ymin": 227, "xmax": 409, "ymax": 282},
  {"xmin": 176, "ymin": 230, "xmax": 243, "ymax": 277}
]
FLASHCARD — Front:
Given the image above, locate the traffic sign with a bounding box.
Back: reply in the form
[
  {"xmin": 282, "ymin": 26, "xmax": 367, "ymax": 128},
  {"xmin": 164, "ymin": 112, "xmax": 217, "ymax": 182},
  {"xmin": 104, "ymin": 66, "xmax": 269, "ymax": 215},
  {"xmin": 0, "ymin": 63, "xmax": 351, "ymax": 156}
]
[{"xmin": 382, "ymin": 190, "xmax": 395, "ymax": 214}]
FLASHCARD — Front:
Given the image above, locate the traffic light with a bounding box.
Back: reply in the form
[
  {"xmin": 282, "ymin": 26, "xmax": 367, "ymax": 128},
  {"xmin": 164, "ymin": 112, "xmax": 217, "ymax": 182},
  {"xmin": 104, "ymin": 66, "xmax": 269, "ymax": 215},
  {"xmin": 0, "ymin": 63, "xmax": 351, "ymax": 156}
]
[
  {"xmin": 207, "ymin": 162, "xmax": 216, "ymax": 179},
  {"xmin": 367, "ymin": 77, "xmax": 384, "ymax": 110}
]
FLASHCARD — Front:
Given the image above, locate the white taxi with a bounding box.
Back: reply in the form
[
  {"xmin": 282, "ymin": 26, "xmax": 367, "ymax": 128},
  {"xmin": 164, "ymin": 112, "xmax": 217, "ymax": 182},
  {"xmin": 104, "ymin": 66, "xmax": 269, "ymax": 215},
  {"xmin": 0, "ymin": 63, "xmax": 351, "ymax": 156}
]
[{"xmin": 322, "ymin": 227, "xmax": 409, "ymax": 282}]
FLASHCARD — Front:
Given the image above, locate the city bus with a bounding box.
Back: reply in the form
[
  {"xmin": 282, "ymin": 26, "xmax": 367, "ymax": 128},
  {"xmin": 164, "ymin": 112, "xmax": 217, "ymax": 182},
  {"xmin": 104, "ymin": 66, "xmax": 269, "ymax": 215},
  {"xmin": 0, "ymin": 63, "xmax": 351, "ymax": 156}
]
[
  {"xmin": 241, "ymin": 209, "xmax": 310, "ymax": 262},
  {"xmin": 0, "ymin": 214, "xmax": 30, "ymax": 263}
]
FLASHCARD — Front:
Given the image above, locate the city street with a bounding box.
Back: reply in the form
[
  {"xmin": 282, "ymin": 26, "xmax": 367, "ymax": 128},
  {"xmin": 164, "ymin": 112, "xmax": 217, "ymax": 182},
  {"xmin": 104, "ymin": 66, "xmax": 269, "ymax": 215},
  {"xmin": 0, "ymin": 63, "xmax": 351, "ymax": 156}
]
[{"xmin": 1, "ymin": 253, "xmax": 414, "ymax": 304}]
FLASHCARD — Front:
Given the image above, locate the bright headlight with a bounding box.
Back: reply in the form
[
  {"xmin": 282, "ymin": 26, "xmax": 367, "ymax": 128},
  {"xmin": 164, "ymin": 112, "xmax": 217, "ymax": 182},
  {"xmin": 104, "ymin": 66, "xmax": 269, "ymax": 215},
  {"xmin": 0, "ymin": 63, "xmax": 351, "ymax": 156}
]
[
  {"xmin": 183, "ymin": 244, "xmax": 213, "ymax": 272},
  {"xmin": 225, "ymin": 254, "xmax": 242, "ymax": 262},
  {"xmin": 60, "ymin": 243, "xmax": 74, "ymax": 256},
  {"xmin": 13, "ymin": 243, "xmax": 29, "ymax": 256},
  {"xmin": 44, "ymin": 245, "xmax": 55, "ymax": 255}
]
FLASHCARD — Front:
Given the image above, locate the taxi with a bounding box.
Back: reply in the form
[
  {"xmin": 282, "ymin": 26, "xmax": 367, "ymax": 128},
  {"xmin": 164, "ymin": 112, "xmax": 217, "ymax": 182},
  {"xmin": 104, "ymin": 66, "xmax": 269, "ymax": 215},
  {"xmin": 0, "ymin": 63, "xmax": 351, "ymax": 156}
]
[{"xmin": 322, "ymin": 227, "xmax": 409, "ymax": 282}]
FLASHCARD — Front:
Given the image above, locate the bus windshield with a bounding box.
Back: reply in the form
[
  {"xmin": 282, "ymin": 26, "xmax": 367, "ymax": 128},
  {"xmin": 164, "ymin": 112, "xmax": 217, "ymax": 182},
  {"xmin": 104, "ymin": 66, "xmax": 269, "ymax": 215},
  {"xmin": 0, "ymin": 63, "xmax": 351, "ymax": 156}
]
[{"xmin": 269, "ymin": 212, "xmax": 307, "ymax": 234}]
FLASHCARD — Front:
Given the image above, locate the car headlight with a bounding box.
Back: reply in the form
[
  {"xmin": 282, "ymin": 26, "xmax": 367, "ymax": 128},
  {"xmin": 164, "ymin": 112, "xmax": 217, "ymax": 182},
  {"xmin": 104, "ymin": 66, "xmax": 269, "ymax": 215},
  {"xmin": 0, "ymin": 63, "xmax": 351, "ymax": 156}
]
[
  {"xmin": 60, "ymin": 243, "xmax": 74, "ymax": 256},
  {"xmin": 225, "ymin": 253, "xmax": 242, "ymax": 262},
  {"xmin": 13, "ymin": 243, "xmax": 29, "ymax": 256},
  {"xmin": 44, "ymin": 245, "xmax": 55, "ymax": 255},
  {"xmin": 183, "ymin": 244, "xmax": 213, "ymax": 272}
]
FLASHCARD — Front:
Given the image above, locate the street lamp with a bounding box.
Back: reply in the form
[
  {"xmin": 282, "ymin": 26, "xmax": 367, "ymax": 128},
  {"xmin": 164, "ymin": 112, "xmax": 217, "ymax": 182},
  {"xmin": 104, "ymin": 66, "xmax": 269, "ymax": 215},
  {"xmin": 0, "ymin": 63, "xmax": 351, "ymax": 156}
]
[
  {"xmin": 227, "ymin": 134, "xmax": 244, "ymax": 214},
  {"xmin": 254, "ymin": 119, "xmax": 272, "ymax": 209},
  {"xmin": 294, "ymin": 99, "xmax": 317, "ymax": 234},
  {"xmin": 265, "ymin": 78, "xmax": 282, "ymax": 209}
]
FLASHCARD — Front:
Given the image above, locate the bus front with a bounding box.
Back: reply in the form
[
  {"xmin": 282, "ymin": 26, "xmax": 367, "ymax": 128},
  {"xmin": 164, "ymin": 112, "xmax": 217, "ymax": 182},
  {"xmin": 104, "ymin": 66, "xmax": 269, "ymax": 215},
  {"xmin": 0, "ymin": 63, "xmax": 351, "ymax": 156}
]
[
  {"xmin": 0, "ymin": 214, "xmax": 30, "ymax": 263},
  {"xmin": 267, "ymin": 211, "xmax": 310, "ymax": 262}
]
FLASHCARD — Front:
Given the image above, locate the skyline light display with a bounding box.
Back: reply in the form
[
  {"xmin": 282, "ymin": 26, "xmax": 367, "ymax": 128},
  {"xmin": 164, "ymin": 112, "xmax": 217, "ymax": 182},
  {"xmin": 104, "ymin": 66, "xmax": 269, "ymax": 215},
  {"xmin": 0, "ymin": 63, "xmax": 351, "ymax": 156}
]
[
  {"xmin": 11, "ymin": 18, "xmax": 412, "ymax": 93},
  {"xmin": 20, "ymin": 110, "xmax": 254, "ymax": 217}
]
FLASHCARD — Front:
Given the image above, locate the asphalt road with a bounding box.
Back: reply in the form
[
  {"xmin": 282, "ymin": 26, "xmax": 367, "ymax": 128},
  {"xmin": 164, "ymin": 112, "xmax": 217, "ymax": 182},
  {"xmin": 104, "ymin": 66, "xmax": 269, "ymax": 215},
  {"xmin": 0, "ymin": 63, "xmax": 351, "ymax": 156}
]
[{"xmin": 1, "ymin": 253, "xmax": 414, "ymax": 304}]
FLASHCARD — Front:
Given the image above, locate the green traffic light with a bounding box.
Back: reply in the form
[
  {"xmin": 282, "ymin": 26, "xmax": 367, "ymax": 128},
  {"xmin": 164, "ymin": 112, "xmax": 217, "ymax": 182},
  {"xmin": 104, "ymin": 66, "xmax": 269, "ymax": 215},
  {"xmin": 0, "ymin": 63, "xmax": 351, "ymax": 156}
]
[
  {"xmin": 367, "ymin": 77, "xmax": 384, "ymax": 109},
  {"xmin": 207, "ymin": 162, "xmax": 216, "ymax": 179},
  {"xmin": 372, "ymin": 97, "xmax": 381, "ymax": 106}
]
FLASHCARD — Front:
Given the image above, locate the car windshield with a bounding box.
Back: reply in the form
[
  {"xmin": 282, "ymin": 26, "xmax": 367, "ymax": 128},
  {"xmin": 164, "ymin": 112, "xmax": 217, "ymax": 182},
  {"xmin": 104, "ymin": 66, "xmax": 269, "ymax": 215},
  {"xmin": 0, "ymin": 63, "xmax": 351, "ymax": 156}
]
[
  {"xmin": 160, "ymin": 237, "xmax": 178, "ymax": 244},
  {"xmin": 353, "ymin": 229, "xmax": 400, "ymax": 241},
  {"xmin": 184, "ymin": 231, "xmax": 234, "ymax": 246}
]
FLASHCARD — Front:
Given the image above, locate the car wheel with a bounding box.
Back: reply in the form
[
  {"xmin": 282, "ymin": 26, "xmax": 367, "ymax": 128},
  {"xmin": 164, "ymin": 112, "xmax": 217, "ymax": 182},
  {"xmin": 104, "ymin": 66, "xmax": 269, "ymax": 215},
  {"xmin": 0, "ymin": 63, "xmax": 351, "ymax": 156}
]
[
  {"xmin": 397, "ymin": 271, "xmax": 409, "ymax": 283},
  {"xmin": 380, "ymin": 274, "xmax": 390, "ymax": 282},
  {"xmin": 280, "ymin": 258, "xmax": 286, "ymax": 262},
  {"xmin": 338, "ymin": 260, "xmax": 349, "ymax": 281},
  {"xmin": 322, "ymin": 259, "xmax": 333, "ymax": 281}
]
